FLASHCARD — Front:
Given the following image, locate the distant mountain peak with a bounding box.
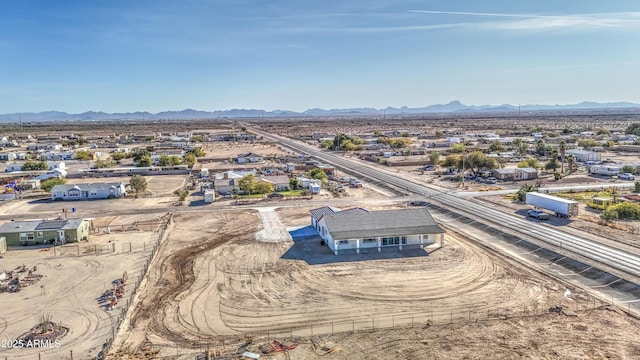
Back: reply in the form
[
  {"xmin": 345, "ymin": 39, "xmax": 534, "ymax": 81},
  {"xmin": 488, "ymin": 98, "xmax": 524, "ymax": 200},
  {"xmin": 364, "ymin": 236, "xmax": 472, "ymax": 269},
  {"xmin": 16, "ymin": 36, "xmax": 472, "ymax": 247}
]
[{"xmin": 1, "ymin": 100, "xmax": 638, "ymax": 122}]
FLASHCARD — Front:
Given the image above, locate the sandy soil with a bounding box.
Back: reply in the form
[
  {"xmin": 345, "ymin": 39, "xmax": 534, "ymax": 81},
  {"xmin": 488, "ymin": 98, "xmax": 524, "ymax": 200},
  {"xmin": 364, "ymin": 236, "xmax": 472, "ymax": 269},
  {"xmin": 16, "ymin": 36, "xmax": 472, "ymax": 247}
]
[
  {"xmin": 0, "ymin": 218, "xmax": 161, "ymax": 360},
  {"xmin": 105, "ymin": 201, "xmax": 637, "ymax": 360}
]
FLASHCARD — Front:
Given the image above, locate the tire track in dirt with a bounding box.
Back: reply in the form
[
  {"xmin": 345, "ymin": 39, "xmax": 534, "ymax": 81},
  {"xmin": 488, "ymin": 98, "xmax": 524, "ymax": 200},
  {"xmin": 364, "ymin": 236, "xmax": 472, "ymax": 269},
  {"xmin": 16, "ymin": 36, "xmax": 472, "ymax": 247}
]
[{"xmin": 127, "ymin": 213, "xmax": 260, "ymax": 349}]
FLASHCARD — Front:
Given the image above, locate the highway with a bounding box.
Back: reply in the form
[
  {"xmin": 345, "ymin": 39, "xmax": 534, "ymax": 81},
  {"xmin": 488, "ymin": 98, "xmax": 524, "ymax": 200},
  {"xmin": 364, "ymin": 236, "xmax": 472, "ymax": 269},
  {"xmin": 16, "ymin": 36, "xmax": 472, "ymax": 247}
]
[{"xmin": 252, "ymin": 127, "xmax": 640, "ymax": 280}]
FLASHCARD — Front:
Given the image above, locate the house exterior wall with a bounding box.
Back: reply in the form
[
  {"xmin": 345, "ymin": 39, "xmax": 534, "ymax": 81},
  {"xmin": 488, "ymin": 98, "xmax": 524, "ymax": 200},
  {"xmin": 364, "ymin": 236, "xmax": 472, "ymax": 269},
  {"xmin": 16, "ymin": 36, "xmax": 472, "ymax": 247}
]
[
  {"xmin": 316, "ymin": 217, "xmax": 439, "ymax": 255},
  {"xmin": 51, "ymin": 184, "xmax": 125, "ymax": 200},
  {"xmin": 1, "ymin": 225, "xmax": 88, "ymax": 246}
]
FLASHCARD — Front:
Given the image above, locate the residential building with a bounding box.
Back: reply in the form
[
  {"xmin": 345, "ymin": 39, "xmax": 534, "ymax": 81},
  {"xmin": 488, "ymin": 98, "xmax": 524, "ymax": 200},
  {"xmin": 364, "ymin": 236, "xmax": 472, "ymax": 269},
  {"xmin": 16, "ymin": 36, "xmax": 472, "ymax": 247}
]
[
  {"xmin": 492, "ymin": 167, "xmax": 538, "ymax": 181},
  {"xmin": 311, "ymin": 207, "xmax": 445, "ymax": 255},
  {"xmin": 565, "ymin": 149, "xmax": 601, "ymax": 163},
  {"xmin": 0, "ymin": 152, "xmax": 17, "ymax": 161},
  {"xmin": 259, "ymin": 175, "xmax": 291, "ymax": 191},
  {"xmin": 51, "ymin": 182, "xmax": 127, "ymax": 200},
  {"xmin": 236, "ymin": 152, "xmax": 264, "ymax": 164},
  {"xmin": 0, "ymin": 218, "xmax": 91, "ymax": 246},
  {"xmin": 213, "ymin": 170, "xmax": 256, "ymax": 194}
]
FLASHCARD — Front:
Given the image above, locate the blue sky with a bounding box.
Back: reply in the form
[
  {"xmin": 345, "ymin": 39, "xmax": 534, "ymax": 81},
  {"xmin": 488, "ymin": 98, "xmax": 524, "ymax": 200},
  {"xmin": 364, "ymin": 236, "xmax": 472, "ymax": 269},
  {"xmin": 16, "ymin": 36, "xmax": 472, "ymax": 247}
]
[{"xmin": 1, "ymin": 0, "xmax": 640, "ymax": 113}]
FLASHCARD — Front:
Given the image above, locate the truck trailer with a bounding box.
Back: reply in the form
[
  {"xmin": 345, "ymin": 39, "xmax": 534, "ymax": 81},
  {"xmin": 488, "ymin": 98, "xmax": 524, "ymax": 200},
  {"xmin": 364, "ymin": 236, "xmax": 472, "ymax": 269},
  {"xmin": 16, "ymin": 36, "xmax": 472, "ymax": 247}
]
[{"xmin": 525, "ymin": 192, "xmax": 578, "ymax": 218}]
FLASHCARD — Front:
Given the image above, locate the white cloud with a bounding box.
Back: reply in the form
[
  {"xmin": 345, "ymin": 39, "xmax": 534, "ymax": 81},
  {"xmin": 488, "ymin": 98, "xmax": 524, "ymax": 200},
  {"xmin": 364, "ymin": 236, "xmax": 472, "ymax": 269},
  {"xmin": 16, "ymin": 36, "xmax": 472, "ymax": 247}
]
[{"xmin": 409, "ymin": 10, "xmax": 640, "ymax": 31}]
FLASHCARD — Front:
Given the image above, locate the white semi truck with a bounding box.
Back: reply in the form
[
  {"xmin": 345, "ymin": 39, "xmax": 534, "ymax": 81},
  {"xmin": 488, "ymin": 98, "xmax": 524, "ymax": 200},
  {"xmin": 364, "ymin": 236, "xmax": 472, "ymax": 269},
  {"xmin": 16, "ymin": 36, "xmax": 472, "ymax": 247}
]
[{"xmin": 525, "ymin": 192, "xmax": 579, "ymax": 218}]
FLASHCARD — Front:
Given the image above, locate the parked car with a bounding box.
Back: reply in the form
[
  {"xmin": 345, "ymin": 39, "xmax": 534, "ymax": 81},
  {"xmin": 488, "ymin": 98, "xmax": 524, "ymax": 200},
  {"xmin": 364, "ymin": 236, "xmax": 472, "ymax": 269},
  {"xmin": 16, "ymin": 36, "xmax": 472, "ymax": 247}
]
[
  {"xmin": 527, "ymin": 209, "xmax": 550, "ymax": 220},
  {"xmin": 485, "ymin": 177, "xmax": 498, "ymax": 184},
  {"xmin": 464, "ymin": 173, "xmax": 476, "ymax": 179},
  {"xmin": 619, "ymin": 173, "xmax": 635, "ymax": 180},
  {"xmin": 423, "ymin": 165, "xmax": 436, "ymax": 171},
  {"xmin": 268, "ymin": 192, "xmax": 285, "ymax": 199},
  {"xmin": 475, "ymin": 177, "xmax": 485, "ymax": 183}
]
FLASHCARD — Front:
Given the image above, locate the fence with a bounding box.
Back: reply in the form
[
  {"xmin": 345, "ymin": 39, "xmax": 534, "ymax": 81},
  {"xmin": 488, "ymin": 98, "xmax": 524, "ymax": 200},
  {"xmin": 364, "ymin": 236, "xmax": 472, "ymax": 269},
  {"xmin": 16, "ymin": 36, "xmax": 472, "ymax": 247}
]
[{"xmin": 112, "ymin": 294, "xmax": 611, "ymax": 359}]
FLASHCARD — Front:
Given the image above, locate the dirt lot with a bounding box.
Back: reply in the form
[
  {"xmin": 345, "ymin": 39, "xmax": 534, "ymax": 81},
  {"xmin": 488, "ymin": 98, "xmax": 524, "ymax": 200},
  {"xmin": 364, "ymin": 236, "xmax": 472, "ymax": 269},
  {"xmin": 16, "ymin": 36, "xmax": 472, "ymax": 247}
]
[
  {"xmin": 0, "ymin": 214, "xmax": 164, "ymax": 360},
  {"xmin": 105, "ymin": 200, "xmax": 640, "ymax": 360}
]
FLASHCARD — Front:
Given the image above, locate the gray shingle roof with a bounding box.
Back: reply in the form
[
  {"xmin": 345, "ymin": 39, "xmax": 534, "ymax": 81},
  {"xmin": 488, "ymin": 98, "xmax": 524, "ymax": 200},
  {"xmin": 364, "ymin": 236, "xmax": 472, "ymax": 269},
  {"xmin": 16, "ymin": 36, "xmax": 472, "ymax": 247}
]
[
  {"xmin": 0, "ymin": 218, "xmax": 85, "ymax": 233},
  {"xmin": 310, "ymin": 206, "xmax": 341, "ymax": 221},
  {"xmin": 51, "ymin": 183, "xmax": 123, "ymax": 192},
  {"xmin": 323, "ymin": 208, "xmax": 444, "ymax": 240}
]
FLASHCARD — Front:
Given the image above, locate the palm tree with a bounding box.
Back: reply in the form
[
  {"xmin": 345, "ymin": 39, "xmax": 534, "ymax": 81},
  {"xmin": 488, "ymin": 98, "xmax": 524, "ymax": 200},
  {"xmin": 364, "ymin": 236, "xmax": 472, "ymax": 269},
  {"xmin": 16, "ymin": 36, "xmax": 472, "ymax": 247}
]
[
  {"xmin": 559, "ymin": 141, "xmax": 566, "ymax": 174},
  {"xmin": 516, "ymin": 183, "xmax": 536, "ymax": 201},
  {"xmin": 566, "ymin": 154, "xmax": 575, "ymax": 174}
]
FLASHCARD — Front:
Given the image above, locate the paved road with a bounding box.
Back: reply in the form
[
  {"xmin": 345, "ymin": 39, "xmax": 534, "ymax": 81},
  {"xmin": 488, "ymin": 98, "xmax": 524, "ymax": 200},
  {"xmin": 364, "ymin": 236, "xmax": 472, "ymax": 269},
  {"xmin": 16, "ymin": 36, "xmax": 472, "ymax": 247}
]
[{"xmin": 249, "ymin": 127, "xmax": 640, "ymax": 282}]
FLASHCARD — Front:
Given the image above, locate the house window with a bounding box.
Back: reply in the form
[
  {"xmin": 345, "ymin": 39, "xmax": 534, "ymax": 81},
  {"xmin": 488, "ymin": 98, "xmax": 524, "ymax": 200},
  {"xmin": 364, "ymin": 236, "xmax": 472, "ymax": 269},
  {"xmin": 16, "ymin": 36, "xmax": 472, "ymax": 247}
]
[
  {"xmin": 382, "ymin": 237, "xmax": 401, "ymax": 246},
  {"xmin": 363, "ymin": 238, "xmax": 376, "ymax": 243},
  {"xmin": 68, "ymin": 189, "xmax": 80, "ymax": 197},
  {"xmin": 37, "ymin": 232, "xmax": 43, "ymax": 238},
  {"xmin": 338, "ymin": 240, "xmax": 349, "ymax": 244},
  {"xmin": 90, "ymin": 191, "xmax": 97, "ymax": 196},
  {"xmin": 21, "ymin": 232, "xmax": 36, "ymax": 241}
]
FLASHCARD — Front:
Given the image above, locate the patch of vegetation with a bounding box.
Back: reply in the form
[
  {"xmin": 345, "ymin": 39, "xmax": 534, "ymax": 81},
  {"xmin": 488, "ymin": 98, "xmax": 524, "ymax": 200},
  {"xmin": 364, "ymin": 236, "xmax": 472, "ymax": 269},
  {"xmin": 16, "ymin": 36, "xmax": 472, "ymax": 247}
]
[
  {"xmin": 41, "ymin": 178, "xmax": 66, "ymax": 192},
  {"xmin": 602, "ymin": 202, "xmax": 640, "ymax": 221}
]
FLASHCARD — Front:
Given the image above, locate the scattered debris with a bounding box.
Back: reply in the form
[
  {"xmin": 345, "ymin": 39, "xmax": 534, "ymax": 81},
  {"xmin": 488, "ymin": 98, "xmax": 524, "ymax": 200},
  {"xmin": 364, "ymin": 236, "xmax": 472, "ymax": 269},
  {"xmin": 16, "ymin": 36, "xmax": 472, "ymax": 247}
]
[
  {"xmin": 0, "ymin": 265, "xmax": 44, "ymax": 293},
  {"xmin": 260, "ymin": 340, "xmax": 297, "ymax": 354},
  {"xmin": 549, "ymin": 306, "xmax": 563, "ymax": 313}
]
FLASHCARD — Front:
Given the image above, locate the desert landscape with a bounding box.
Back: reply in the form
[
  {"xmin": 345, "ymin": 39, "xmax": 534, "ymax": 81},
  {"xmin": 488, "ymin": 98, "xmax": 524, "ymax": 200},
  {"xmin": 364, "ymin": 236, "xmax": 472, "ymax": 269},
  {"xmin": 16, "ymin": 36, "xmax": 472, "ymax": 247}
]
[{"xmin": 0, "ymin": 114, "xmax": 639, "ymax": 360}]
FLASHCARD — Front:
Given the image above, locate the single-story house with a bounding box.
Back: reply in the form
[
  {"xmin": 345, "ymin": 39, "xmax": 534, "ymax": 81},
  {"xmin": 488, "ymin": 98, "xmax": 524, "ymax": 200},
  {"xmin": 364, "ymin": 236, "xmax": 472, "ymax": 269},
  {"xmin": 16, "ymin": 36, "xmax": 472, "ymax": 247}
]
[
  {"xmin": 259, "ymin": 175, "xmax": 290, "ymax": 191},
  {"xmin": 565, "ymin": 149, "xmax": 601, "ymax": 163},
  {"xmin": 0, "ymin": 152, "xmax": 17, "ymax": 161},
  {"xmin": 236, "ymin": 152, "xmax": 263, "ymax": 164},
  {"xmin": 51, "ymin": 182, "xmax": 127, "ymax": 200},
  {"xmin": 0, "ymin": 218, "xmax": 91, "ymax": 246},
  {"xmin": 492, "ymin": 167, "xmax": 538, "ymax": 181},
  {"xmin": 213, "ymin": 170, "xmax": 256, "ymax": 194},
  {"xmin": 311, "ymin": 207, "xmax": 445, "ymax": 255}
]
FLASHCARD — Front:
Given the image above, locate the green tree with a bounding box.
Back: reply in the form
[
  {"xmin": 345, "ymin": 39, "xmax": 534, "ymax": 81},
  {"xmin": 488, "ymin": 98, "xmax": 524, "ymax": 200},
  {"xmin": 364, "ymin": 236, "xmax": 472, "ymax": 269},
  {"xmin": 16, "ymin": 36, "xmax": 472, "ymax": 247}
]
[
  {"xmin": 136, "ymin": 154, "xmax": 153, "ymax": 167},
  {"xmin": 94, "ymin": 160, "xmax": 115, "ymax": 169},
  {"xmin": 173, "ymin": 188, "xmax": 190, "ymax": 202},
  {"xmin": 74, "ymin": 149, "xmax": 93, "ymax": 160},
  {"xmin": 635, "ymin": 180, "xmax": 640, "ymax": 193},
  {"xmin": 320, "ymin": 140, "xmax": 333, "ymax": 148},
  {"xmin": 512, "ymin": 138, "xmax": 527, "ymax": 156},
  {"xmin": 239, "ymin": 174, "xmax": 257, "ymax": 194},
  {"xmin": 428, "ymin": 151, "xmax": 441, "ymax": 166},
  {"xmin": 41, "ymin": 178, "xmax": 66, "ymax": 192},
  {"xmin": 254, "ymin": 181, "xmax": 274, "ymax": 194},
  {"xmin": 110, "ymin": 152, "xmax": 131, "ymax": 162},
  {"xmin": 450, "ymin": 143, "xmax": 466, "ymax": 153},
  {"xmin": 435, "ymin": 130, "xmax": 444, "ymax": 138},
  {"xmin": 535, "ymin": 140, "xmax": 547, "ymax": 156},
  {"xmin": 441, "ymin": 155, "xmax": 462, "ymax": 170},
  {"xmin": 622, "ymin": 165, "xmax": 637, "ymax": 174},
  {"xmin": 559, "ymin": 141, "xmax": 566, "ymax": 174},
  {"xmin": 132, "ymin": 150, "xmax": 150, "ymax": 162},
  {"xmin": 602, "ymin": 202, "xmax": 640, "ymax": 221},
  {"xmin": 545, "ymin": 157, "xmax": 560, "ymax": 172},
  {"xmin": 188, "ymin": 147, "xmax": 206, "ymax": 157},
  {"xmin": 22, "ymin": 160, "xmax": 48, "ymax": 171},
  {"xmin": 129, "ymin": 174, "xmax": 148, "ymax": 198},
  {"xmin": 625, "ymin": 123, "xmax": 640, "ymax": 136},
  {"xmin": 487, "ymin": 141, "xmax": 506, "ymax": 153},
  {"xmin": 191, "ymin": 135, "xmax": 204, "ymax": 142},
  {"xmin": 309, "ymin": 167, "xmax": 328, "ymax": 182},
  {"xmin": 596, "ymin": 128, "xmax": 611, "ymax": 135},
  {"xmin": 183, "ymin": 153, "xmax": 197, "ymax": 167},
  {"xmin": 516, "ymin": 183, "xmax": 536, "ymax": 202},
  {"xmin": 577, "ymin": 139, "xmax": 599, "ymax": 149},
  {"xmin": 465, "ymin": 151, "xmax": 498, "ymax": 175},
  {"xmin": 158, "ymin": 155, "xmax": 182, "ymax": 166},
  {"xmin": 517, "ymin": 158, "xmax": 540, "ymax": 169},
  {"xmin": 289, "ymin": 178, "xmax": 299, "ymax": 190}
]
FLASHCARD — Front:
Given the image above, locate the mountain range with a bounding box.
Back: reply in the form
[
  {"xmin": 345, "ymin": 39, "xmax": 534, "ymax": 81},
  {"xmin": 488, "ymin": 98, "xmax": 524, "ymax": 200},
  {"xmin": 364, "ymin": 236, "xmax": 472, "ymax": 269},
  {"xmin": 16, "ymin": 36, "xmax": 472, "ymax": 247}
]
[{"xmin": 1, "ymin": 100, "xmax": 639, "ymax": 122}]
